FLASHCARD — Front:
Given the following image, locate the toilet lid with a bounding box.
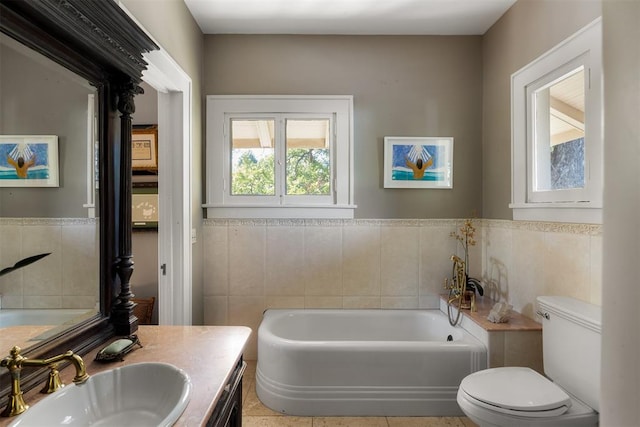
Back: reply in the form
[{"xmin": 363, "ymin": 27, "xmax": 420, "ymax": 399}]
[{"xmin": 460, "ymin": 367, "xmax": 572, "ymax": 415}]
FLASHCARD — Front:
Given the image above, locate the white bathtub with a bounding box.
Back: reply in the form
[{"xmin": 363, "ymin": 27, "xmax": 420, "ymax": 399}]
[
  {"xmin": 0, "ymin": 309, "xmax": 91, "ymax": 328},
  {"xmin": 256, "ymin": 309, "xmax": 487, "ymax": 417}
]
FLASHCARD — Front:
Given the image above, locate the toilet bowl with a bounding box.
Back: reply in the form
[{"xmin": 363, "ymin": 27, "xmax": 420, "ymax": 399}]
[
  {"xmin": 456, "ymin": 296, "xmax": 601, "ymax": 427},
  {"xmin": 457, "ymin": 367, "xmax": 598, "ymax": 427}
]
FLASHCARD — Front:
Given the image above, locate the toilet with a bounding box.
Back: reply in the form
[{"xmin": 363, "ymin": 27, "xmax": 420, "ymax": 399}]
[{"xmin": 457, "ymin": 296, "xmax": 601, "ymax": 427}]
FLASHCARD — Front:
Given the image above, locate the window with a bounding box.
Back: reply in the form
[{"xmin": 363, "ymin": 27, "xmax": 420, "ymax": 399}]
[
  {"xmin": 511, "ymin": 19, "xmax": 602, "ymax": 223},
  {"xmin": 204, "ymin": 96, "xmax": 355, "ymax": 218}
]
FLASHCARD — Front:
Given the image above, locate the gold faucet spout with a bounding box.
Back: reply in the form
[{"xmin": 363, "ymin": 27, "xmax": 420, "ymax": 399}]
[
  {"xmin": 21, "ymin": 351, "xmax": 89, "ymax": 384},
  {"xmin": 1, "ymin": 345, "xmax": 90, "ymax": 417}
]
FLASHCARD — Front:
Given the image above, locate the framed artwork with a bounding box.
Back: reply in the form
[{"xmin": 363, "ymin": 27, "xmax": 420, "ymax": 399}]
[
  {"xmin": 132, "ymin": 126, "xmax": 158, "ymax": 172},
  {"xmin": 383, "ymin": 136, "xmax": 453, "ymax": 189},
  {"xmin": 132, "ymin": 183, "xmax": 158, "ymax": 230},
  {"xmin": 0, "ymin": 135, "xmax": 59, "ymax": 187}
]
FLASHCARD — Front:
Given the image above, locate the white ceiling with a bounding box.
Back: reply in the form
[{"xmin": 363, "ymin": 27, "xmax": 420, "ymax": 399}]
[{"xmin": 184, "ymin": 0, "xmax": 517, "ymax": 35}]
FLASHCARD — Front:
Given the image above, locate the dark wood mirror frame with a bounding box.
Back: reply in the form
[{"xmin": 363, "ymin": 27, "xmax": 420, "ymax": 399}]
[{"xmin": 0, "ymin": 0, "xmax": 158, "ymax": 406}]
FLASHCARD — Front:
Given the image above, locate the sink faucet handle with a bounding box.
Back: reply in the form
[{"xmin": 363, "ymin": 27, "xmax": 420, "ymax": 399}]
[
  {"xmin": 1, "ymin": 346, "xmax": 25, "ymax": 369},
  {"xmin": 0, "ymin": 346, "xmax": 29, "ymax": 417},
  {"xmin": 40, "ymin": 364, "xmax": 64, "ymax": 394}
]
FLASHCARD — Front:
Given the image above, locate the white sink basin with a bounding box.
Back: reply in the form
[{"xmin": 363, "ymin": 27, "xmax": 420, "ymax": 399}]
[{"xmin": 9, "ymin": 362, "xmax": 191, "ymax": 427}]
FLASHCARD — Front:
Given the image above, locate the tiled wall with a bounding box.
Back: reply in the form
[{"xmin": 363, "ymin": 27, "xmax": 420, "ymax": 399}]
[
  {"xmin": 203, "ymin": 218, "xmax": 602, "ymax": 359},
  {"xmin": 481, "ymin": 220, "xmax": 602, "ymax": 318},
  {"xmin": 0, "ymin": 218, "xmax": 99, "ymax": 309}
]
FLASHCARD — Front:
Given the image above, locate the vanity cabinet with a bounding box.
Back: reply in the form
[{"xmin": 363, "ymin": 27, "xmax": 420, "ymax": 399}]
[{"xmin": 207, "ymin": 358, "xmax": 246, "ymax": 427}]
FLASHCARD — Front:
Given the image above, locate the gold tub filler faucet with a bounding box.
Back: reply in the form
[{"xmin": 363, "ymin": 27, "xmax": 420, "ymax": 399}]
[
  {"xmin": 444, "ymin": 255, "xmax": 476, "ymax": 326},
  {"xmin": 0, "ymin": 345, "xmax": 89, "ymax": 417}
]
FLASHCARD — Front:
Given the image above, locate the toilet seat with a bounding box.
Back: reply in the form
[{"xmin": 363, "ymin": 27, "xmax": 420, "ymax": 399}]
[{"xmin": 459, "ymin": 367, "xmax": 572, "ymax": 418}]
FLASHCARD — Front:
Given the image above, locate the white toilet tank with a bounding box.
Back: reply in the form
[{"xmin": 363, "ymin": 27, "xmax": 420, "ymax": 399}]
[{"xmin": 537, "ymin": 296, "xmax": 601, "ymax": 412}]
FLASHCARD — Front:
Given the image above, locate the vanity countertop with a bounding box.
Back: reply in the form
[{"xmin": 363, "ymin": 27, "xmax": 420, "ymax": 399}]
[{"xmin": 0, "ymin": 325, "xmax": 251, "ymax": 427}]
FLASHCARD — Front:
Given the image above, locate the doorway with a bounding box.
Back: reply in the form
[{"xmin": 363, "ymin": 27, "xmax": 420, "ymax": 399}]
[{"xmin": 137, "ymin": 47, "xmax": 192, "ymax": 325}]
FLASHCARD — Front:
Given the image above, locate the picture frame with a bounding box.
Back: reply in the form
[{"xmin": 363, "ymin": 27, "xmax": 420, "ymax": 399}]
[
  {"xmin": 132, "ymin": 183, "xmax": 159, "ymax": 230},
  {"xmin": 132, "ymin": 125, "xmax": 158, "ymax": 172},
  {"xmin": 0, "ymin": 135, "xmax": 59, "ymax": 187},
  {"xmin": 383, "ymin": 136, "xmax": 453, "ymax": 189}
]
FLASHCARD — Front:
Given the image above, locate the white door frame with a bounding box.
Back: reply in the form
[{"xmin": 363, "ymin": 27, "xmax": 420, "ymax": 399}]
[
  {"xmin": 126, "ymin": 48, "xmax": 192, "ymax": 325},
  {"xmin": 118, "ymin": 3, "xmax": 192, "ymax": 325},
  {"xmin": 142, "ymin": 49, "xmax": 193, "ymax": 326}
]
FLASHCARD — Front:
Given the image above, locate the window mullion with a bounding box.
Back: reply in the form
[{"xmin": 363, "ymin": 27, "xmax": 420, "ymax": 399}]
[{"xmin": 275, "ymin": 115, "xmax": 286, "ymax": 204}]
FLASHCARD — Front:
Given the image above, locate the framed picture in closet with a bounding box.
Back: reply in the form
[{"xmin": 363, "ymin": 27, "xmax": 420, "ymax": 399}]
[
  {"xmin": 132, "ymin": 183, "xmax": 158, "ymax": 230},
  {"xmin": 132, "ymin": 125, "xmax": 158, "ymax": 173}
]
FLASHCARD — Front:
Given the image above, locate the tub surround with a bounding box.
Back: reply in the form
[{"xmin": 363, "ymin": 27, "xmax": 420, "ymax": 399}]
[
  {"xmin": 0, "ymin": 325, "xmax": 251, "ymax": 427},
  {"xmin": 441, "ymin": 295, "xmax": 543, "ymax": 373},
  {"xmin": 204, "ymin": 218, "xmax": 599, "ymax": 359}
]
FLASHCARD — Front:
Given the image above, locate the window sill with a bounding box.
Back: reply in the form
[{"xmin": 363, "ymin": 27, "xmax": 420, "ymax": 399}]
[
  {"xmin": 203, "ymin": 204, "xmax": 357, "ymax": 219},
  {"xmin": 510, "ymin": 202, "xmax": 602, "ymax": 224}
]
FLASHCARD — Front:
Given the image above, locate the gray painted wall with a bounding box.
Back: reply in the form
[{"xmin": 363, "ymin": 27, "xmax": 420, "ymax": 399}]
[
  {"xmin": 0, "ymin": 39, "xmax": 94, "ymax": 218},
  {"xmin": 481, "ymin": 0, "xmax": 602, "ymax": 219},
  {"xmin": 204, "ymin": 35, "xmax": 483, "ymax": 219}
]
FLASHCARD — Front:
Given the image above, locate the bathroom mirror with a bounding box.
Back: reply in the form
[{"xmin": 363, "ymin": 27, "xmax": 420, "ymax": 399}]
[
  {"xmin": 0, "ymin": 33, "xmax": 100, "ymax": 343},
  {"xmin": 0, "ymin": 0, "xmax": 157, "ymax": 409}
]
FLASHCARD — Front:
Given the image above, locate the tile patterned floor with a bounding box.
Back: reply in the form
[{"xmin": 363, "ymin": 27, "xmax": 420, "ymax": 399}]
[{"xmin": 242, "ymin": 361, "xmax": 478, "ymax": 427}]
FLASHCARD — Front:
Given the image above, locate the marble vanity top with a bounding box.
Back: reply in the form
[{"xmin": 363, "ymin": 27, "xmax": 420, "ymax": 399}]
[
  {"xmin": 0, "ymin": 325, "xmax": 251, "ymax": 427},
  {"xmin": 440, "ymin": 295, "xmax": 542, "ymax": 331}
]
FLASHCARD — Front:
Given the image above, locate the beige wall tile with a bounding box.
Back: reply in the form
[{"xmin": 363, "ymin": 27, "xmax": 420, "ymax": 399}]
[
  {"xmin": 510, "ymin": 228, "xmax": 546, "ymax": 317},
  {"xmin": 201, "ymin": 219, "xmax": 600, "ymax": 338},
  {"xmin": 304, "ymin": 296, "xmax": 342, "ymax": 308},
  {"xmin": 23, "ymin": 295, "xmax": 61, "ymax": 309},
  {"xmin": 229, "ymin": 296, "xmax": 264, "ymax": 358},
  {"xmin": 381, "ymin": 296, "xmax": 418, "ymax": 309},
  {"xmin": 265, "ymin": 296, "xmax": 305, "ymax": 309},
  {"xmin": 0, "ymin": 223, "xmax": 23, "ymax": 276},
  {"xmin": 343, "ymin": 296, "xmax": 381, "ymax": 308},
  {"xmin": 22, "ymin": 225, "xmax": 62, "ymax": 297},
  {"xmin": 544, "ymin": 231, "xmax": 590, "ymax": 301},
  {"xmin": 304, "ymin": 226, "xmax": 342, "ymax": 296},
  {"xmin": 203, "ymin": 296, "xmax": 228, "ymax": 325},
  {"xmin": 62, "ymin": 296, "xmax": 97, "ymax": 309},
  {"xmin": 342, "ymin": 223, "xmax": 381, "ymax": 296},
  {"xmin": 229, "ymin": 224, "xmax": 265, "ymax": 296},
  {"xmin": 203, "ymin": 224, "xmax": 228, "ymax": 296},
  {"xmin": 420, "ymin": 223, "xmax": 457, "ymax": 298},
  {"xmin": 381, "ymin": 224, "xmax": 419, "ymax": 296},
  {"xmin": 590, "ymin": 234, "xmax": 603, "ymax": 305},
  {"xmin": 266, "ymin": 225, "xmax": 305, "ymax": 296},
  {"xmin": 0, "ymin": 295, "xmax": 23, "ymax": 309},
  {"xmin": 61, "ymin": 224, "xmax": 98, "ymax": 299},
  {"xmin": 481, "ymin": 224, "xmax": 512, "ymax": 302}
]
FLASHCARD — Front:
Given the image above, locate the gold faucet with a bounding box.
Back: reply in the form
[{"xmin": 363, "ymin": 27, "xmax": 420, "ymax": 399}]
[
  {"xmin": 0, "ymin": 345, "xmax": 90, "ymax": 417},
  {"xmin": 445, "ymin": 255, "xmax": 467, "ymax": 304}
]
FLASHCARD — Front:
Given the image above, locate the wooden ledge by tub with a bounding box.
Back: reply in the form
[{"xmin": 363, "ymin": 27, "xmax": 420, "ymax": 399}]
[
  {"xmin": 0, "ymin": 326, "xmax": 251, "ymax": 427},
  {"xmin": 440, "ymin": 295, "xmax": 543, "ymax": 373}
]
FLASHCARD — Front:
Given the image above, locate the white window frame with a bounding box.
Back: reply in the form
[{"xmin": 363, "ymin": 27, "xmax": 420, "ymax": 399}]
[
  {"xmin": 204, "ymin": 95, "xmax": 355, "ymax": 218},
  {"xmin": 510, "ymin": 18, "xmax": 602, "ymax": 224}
]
